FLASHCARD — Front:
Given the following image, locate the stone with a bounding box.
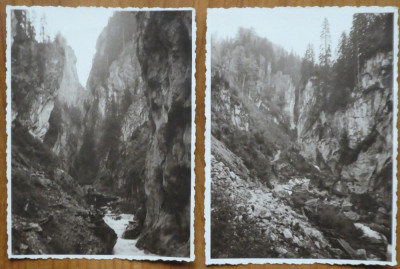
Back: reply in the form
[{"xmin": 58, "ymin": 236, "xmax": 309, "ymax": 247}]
[
  {"xmin": 342, "ymin": 200, "xmax": 353, "ymax": 211},
  {"xmin": 305, "ymin": 198, "xmax": 319, "ymax": 206},
  {"xmin": 367, "ymin": 253, "xmax": 380, "ymax": 260},
  {"xmin": 270, "ymin": 233, "xmax": 278, "ymax": 241},
  {"xmin": 356, "ymin": 249, "xmax": 367, "ymax": 260},
  {"xmin": 19, "ymin": 243, "xmax": 29, "ymax": 251},
  {"xmin": 122, "ymin": 220, "xmax": 142, "ymax": 240},
  {"xmin": 378, "ymin": 207, "xmax": 387, "ymax": 214},
  {"xmin": 283, "ymin": 228, "xmax": 292, "ymax": 239},
  {"xmin": 229, "ymin": 171, "xmax": 236, "ymax": 181},
  {"xmin": 344, "ymin": 211, "xmax": 360, "ymax": 221},
  {"xmin": 275, "ymin": 246, "xmax": 288, "ymax": 255},
  {"xmin": 332, "ymin": 181, "xmax": 348, "ymax": 196},
  {"xmin": 293, "ymin": 236, "xmax": 302, "ymax": 246},
  {"xmin": 355, "ymin": 223, "xmax": 388, "ymax": 244},
  {"xmin": 331, "ymin": 248, "xmax": 343, "ymax": 257},
  {"xmin": 25, "ymin": 223, "xmax": 42, "ymax": 233}
]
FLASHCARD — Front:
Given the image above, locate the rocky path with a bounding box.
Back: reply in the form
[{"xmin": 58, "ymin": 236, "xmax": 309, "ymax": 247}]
[{"xmin": 211, "ymin": 155, "xmax": 390, "ymax": 260}]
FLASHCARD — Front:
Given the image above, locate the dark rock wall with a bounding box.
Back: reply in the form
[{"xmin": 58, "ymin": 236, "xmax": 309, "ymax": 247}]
[
  {"xmin": 75, "ymin": 11, "xmax": 192, "ymax": 256},
  {"xmin": 135, "ymin": 11, "xmax": 192, "ymax": 257}
]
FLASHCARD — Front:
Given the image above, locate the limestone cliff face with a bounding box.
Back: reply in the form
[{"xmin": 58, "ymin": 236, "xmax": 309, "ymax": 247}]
[
  {"xmin": 135, "ymin": 11, "xmax": 192, "ymax": 257},
  {"xmin": 12, "ymin": 22, "xmax": 85, "ymax": 173},
  {"xmin": 74, "ymin": 12, "xmax": 149, "ymax": 204},
  {"xmin": 44, "ymin": 37, "xmax": 86, "ymax": 170},
  {"xmin": 57, "ymin": 37, "xmax": 85, "ymax": 106},
  {"xmin": 270, "ymin": 71, "xmax": 296, "ymax": 130},
  {"xmin": 10, "ymin": 10, "xmax": 117, "ymax": 255},
  {"xmin": 212, "ymin": 78, "xmax": 250, "ymax": 132},
  {"xmin": 11, "ymin": 18, "xmax": 85, "ymax": 167},
  {"xmin": 297, "ymin": 52, "xmax": 393, "ymax": 208},
  {"xmin": 76, "ymin": 11, "xmax": 192, "ymax": 256},
  {"xmin": 11, "ymin": 32, "xmax": 65, "ymax": 141}
]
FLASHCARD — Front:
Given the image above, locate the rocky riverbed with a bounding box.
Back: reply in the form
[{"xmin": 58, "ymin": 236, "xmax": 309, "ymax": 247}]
[
  {"xmin": 103, "ymin": 211, "xmax": 155, "ymax": 256},
  {"xmin": 211, "ymin": 155, "xmax": 392, "ymax": 261}
]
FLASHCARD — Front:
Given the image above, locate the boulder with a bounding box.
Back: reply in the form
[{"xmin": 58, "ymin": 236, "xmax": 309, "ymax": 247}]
[
  {"xmin": 355, "ymin": 223, "xmax": 388, "ymax": 245},
  {"xmin": 89, "ymin": 221, "xmax": 118, "ymax": 253},
  {"xmin": 122, "ymin": 220, "xmax": 142, "ymax": 240},
  {"xmin": 344, "ymin": 211, "xmax": 360, "ymax": 221},
  {"xmin": 283, "ymin": 228, "xmax": 293, "ymax": 239},
  {"xmin": 332, "ymin": 181, "xmax": 349, "ymax": 196},
  {"xmin": 24, "ymin": 223, "xmax": 42, "ymax": 233}
]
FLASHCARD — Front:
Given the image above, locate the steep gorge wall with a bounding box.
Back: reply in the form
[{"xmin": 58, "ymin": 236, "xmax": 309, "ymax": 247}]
[
  {"xmin": 10, "ymin": 10, "xmax": 118, "ymax": 255},
  {"xmin": 297, "ymin": 52, "xmax": 394, "ymax": 209},
  {"xmin": 134, "ymin": 11, "xmax": 192, "ymax": 256},
  {"xmin": 75, "ymin": 11, "xmax": 192, "ymax": 256},
  {"xmin": 74, "ymin": 12, "xmax": 149, "ymax": 198},
  {"xmin": 11, "ymin": 11, "xmax": 85, "ymax": 170}
]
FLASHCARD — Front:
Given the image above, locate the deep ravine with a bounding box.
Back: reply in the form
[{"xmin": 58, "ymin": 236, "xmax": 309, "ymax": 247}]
[
  {"xmin": 210, "ymin": 14, "xmax": 394, "ymax": 261},
  {"xmin": 10, "ymin": 9, "xmax": 192, "ymax": 257}
]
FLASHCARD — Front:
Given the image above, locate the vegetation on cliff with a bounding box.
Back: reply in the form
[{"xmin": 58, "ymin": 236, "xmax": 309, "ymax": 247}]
[{"xmin": 211, "ymin": 12, "xmax": 394, "ymax": 261}]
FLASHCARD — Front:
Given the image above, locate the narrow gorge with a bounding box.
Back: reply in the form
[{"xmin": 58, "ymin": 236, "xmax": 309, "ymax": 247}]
[
  {"xmin": 210, "ymin": 12, "xmax": 394, "ymax": 261},
  {"xmin": 10, "ymin": 9, "xmax": 192, "ymax": 257}
]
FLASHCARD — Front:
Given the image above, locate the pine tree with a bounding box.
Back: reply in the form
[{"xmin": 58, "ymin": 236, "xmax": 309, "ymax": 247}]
[
  {"xmin": 319, "ymin": 18, "xmax": 332, "ymax": 69},
  {"xmin": 329, "ymin": 31, "xmax": 351, "ymax": 111},
  {"xmin": 301, "ymin": 43, "xmax": 315, "ymax": 81},
  {"xmin": 40, "ymin": 13, "xmax": 48, "ymax": 43}
]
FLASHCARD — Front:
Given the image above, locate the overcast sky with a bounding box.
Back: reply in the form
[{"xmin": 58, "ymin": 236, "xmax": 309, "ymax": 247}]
[
  {"xmin": 28, "ymin": 7, "xmax": 113, "ymax": 86},
  {"xmin": 208, "ymin": 7, "xmax": 391, "ymax": 61}
]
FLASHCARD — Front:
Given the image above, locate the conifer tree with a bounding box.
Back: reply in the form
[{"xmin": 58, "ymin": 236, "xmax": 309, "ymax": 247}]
[
  {"xmin": 301, "ymin": 43, "xmax": 315, "ymax": 81},
  {"xmin": 319, "ymin": 18, "xmax": 332, "ymax": 70}
]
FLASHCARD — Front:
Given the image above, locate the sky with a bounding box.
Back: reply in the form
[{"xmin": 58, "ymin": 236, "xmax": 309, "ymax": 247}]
[
  {"xmin": 208, "ymin": 7, "xmax": 365, "ymax": 60},
  {"xmin": 28, "ymin": 7, "xmax": 114, "ymax": 86}
]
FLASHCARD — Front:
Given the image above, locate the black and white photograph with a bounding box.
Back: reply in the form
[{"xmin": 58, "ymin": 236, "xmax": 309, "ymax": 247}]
[
  {"xmin": 205, "ymin": 7, "xmax": 397, "ymax": 265},
  {"xmin": 6, "ymin": 6, "xmax": 195, "ymax": 261}
]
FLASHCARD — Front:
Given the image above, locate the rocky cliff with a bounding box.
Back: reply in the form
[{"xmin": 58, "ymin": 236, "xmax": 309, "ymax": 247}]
[
  {"xmin": 134, "ymin": 11, "xmax": 192, "ymax": 257},
  {"xmin": 11, "ymin": 11, "xmax": 86, "ymax": 170},
  {"xmin": 211, "ymin": 22, "xmax": 394, "ymax": 260},
  {"xmin": 11, "ymin": 9, "xmax": 193, "ymax": 257},
  {"xmin": 74, "ymin": 11, "xmax": 149, "ymax": 195},
  {"xmin": 73, "ymin": 11, "xmax": 192, "ymax": 256},
  {"xmin": 297, "ymin": 52, "xmax": 393, "ymax": 210},
  {"xmin": 10, "ymin": 10, "xmax": 117, "ymax": 255}
]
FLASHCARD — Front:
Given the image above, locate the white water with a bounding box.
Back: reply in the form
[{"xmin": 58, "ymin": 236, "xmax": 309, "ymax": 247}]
[{"xmin": 103, "ymin": 213, "xmax": 154, "ymax": 256}]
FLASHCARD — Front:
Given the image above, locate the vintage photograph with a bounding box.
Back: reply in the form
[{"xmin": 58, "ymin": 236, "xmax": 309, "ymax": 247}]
[
  {"xmin": 205, "ymin": 7, "xmax": 397, "ymax": 265},
  {"xmin": 7, "ymin": 6, "xmax": 195, "ymax": 260}
]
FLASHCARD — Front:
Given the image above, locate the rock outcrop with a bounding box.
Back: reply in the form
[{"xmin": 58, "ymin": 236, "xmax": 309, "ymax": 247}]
[
  {"xmin": 11, "ymin": 122, "xmax": 117, "ymax": 255},
  {"xmin": 297, "ymin": 52, "xmax": 393, "ymax": 210},
  {"xmin": 210, "ymin": 21, "xmax": 394, "ymax": 261},
  {"xmin": 70, "ymin": 11, "xmax": 192, "ymax": 256},
  {"xmin": 10, "ymin": 10, "xmax": 117, "ymax": 255},
  {"xmin": 134, "ymin": 11, "xmax": 192, "ymax": 257},
  {"xmin": 11, "ymin": 9, "xmax": 193, "ymax": 257}
]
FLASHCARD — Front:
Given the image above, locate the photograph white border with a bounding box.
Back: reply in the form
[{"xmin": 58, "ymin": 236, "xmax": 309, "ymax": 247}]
[
  {"xmin": 6, "ymin": 5, "xmax": 196, "ymax": 262},
  {"xmin": 204, "ymin": 6, "xmax": 398, "ymax": 266}
]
